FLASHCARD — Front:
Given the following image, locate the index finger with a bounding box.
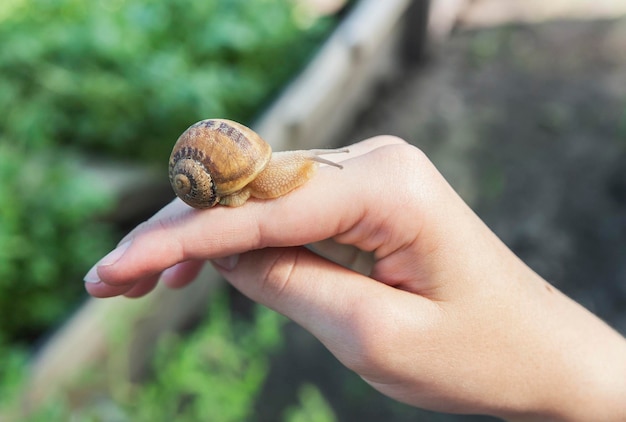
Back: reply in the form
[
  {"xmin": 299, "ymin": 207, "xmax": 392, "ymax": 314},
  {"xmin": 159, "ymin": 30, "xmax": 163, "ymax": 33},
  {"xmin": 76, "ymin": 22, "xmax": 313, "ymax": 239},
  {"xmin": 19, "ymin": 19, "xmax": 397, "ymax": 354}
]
[{"xmin": 88, "ymin": 136, "xmax": 408, "ymax": 288}]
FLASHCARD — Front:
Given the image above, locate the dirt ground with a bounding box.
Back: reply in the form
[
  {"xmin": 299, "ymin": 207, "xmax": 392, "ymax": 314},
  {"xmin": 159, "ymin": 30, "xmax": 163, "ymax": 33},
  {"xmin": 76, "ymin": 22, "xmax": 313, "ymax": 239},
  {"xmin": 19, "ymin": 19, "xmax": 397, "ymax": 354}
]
[
  {"xmin": 348, "ymin": 13, "xmax": 626, "ymax": 333},
  {"xmin": 256, "ymin": 8, "xmax": 626, "ymax": 422}
]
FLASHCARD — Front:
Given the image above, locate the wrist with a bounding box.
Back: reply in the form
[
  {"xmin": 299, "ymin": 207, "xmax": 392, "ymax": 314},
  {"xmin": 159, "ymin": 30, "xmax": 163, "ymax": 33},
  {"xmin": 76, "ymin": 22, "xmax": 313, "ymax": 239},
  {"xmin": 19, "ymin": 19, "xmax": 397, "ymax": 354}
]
[{"xmin": 500, "ymin": 287, "xmax": 626, "ymax": 421}]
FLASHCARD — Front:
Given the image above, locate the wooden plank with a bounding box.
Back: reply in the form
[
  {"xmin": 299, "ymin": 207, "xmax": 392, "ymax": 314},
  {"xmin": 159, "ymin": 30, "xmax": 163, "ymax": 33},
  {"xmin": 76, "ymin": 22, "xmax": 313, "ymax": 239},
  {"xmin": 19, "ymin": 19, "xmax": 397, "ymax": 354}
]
[{"xmin": 253, "ymin": 0, "xmax": 418, "ymax": 150}]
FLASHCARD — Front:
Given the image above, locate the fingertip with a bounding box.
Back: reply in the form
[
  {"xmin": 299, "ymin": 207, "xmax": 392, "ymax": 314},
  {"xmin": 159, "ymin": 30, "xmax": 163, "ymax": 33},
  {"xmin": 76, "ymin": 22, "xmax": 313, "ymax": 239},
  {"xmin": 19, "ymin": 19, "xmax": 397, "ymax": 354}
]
[
  {"xmin": 85, "ymin": 280, "xmax": 135, "ymax": 298},
  {"xmin": 211, "ymin": 255, "xmax": 239, "ymax": 272},
  {"xmin": 161, "ymin": 261, "xmax": 205, "ymax": 289},
  {"xmin": 97, "ymin": 229, "xmax": 186, "ymax": 286},
  {"xmin": 91, "ymin": 241, "xmax": 143, "ymax": 286},
  {"xmin": 123, "ymin": 275, "xmax": 160, "ymax": 298},
  {"xmin": 83, "ymin": 241, "xmax": 132, "ymax": 285}
]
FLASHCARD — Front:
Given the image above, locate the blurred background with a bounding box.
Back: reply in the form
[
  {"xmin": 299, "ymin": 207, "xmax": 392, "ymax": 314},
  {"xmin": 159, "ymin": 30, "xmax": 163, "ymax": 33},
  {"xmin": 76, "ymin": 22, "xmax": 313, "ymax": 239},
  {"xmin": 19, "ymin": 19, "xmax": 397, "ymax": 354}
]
[{"xmin": 1, "ymin": 0, "xmax": 625, "ymax": 420}]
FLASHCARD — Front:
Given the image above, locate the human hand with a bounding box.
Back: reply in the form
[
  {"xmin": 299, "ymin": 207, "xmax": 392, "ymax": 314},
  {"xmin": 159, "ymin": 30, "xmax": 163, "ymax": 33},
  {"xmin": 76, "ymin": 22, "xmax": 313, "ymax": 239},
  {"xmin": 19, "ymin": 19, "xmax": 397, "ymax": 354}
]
[{"xmin": 85, "ymin": 136, "xmax": 626, "ymax": 421}]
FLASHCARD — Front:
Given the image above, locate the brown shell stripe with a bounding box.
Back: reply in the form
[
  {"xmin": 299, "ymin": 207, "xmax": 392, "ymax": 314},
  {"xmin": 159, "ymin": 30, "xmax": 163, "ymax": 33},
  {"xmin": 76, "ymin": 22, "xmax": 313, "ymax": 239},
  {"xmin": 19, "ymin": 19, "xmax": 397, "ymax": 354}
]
[{"xmin": 199, "ymin": 120, "xmax": 261, "ymax": 188}]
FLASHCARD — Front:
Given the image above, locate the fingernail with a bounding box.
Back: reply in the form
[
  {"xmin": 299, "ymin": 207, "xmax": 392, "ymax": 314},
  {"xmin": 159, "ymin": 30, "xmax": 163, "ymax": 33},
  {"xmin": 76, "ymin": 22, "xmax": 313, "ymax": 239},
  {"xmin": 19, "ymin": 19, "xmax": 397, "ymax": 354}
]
[
  {"xmin": 212, "ymin": 254, "xmax": 239, "ymax": 271},
  {"xmin": 83, "ymin": 242, "xmax": 132, "ymax": 284}
]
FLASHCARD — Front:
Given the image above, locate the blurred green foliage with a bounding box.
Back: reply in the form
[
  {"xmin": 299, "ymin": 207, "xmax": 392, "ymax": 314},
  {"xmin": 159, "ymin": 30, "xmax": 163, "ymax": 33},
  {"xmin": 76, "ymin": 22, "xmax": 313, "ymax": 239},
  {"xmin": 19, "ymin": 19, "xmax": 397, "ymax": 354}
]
[
  {"xmin": 127, "ymin": 297, "xmax": 286, "ymax": 422},
  {"xmin": 0, "ymin": 341, "xmax": 30, "ymax": 415},
  {"xmin": 0, "ymin": 144, "xmax": 114, "ymax": 344},
  {"xmin": 0, "ymin": 0, "xmax": 336, "ymax": 417},
  {"xmin": 0, "ymin": 0, "xmax": 332, "ymax": 162},
  {"xmin": 284, "ymin": 384, "xmax": 337, "ymax": 422},
  {"xmin": 0, "ymin": 0, "xmax": 333, "ymax": 341},
  {"xmin": 1, "ymin": 294, "xmax": 337, "ymax": 422}
]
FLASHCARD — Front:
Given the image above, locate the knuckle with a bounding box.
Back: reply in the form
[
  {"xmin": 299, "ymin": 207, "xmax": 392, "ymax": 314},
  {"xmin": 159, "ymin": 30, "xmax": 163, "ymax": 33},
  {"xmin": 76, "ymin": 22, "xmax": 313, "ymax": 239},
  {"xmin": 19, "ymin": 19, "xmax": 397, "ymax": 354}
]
[{"xmin": 258, "ymin": 248, "xmax": 301, "ymax": 300}]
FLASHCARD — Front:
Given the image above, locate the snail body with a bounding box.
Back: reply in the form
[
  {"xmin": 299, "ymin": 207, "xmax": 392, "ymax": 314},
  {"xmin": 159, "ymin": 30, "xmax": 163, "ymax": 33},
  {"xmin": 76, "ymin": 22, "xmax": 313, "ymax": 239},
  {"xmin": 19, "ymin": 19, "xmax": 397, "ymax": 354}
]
[{"xmin": 169, "ymin": 119, "xmax": 348, "ymax": 208}]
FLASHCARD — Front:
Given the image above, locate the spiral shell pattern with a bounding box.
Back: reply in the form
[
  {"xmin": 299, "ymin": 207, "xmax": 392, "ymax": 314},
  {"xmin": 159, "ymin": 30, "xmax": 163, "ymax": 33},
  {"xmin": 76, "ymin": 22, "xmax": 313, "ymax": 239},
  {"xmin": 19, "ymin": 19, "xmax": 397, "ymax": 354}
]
[{"xmin": 169, "ymin": 146, "xmax": 218, "ymax": 208}]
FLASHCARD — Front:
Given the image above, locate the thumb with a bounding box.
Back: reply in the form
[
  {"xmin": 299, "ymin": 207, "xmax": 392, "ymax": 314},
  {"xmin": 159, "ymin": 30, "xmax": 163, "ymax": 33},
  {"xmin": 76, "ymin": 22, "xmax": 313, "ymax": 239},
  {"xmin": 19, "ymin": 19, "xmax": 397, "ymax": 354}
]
[
  {"xmin": 213, "ymin": 247, "xmax": 370, "ymax": 338},
  {"xmin": 211, "ymin": 247, "xmax": 433, "ymax": 375}
]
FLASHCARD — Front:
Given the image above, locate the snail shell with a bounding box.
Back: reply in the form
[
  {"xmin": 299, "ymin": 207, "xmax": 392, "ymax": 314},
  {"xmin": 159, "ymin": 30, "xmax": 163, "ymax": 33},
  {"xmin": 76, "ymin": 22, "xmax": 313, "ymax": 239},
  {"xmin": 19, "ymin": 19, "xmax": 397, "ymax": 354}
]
[{"xmin": 168, "ymin": 119, "xmax": 271, "ymax": 209}]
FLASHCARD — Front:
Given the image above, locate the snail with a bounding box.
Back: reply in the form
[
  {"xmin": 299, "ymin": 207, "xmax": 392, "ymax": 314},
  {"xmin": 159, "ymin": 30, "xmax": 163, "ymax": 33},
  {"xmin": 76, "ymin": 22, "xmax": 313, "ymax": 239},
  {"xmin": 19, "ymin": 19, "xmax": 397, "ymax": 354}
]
[{"xmin": 169, "ymin": 119, "xmax": 349, "ymax": 208}]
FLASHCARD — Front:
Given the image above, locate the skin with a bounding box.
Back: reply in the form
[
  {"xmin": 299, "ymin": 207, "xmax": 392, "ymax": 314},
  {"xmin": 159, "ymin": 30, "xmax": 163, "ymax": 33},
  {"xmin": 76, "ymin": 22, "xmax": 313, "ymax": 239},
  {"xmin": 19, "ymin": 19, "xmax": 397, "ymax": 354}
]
[{"xmin": 85, "ymin": 136, "xmax": 626, "ymax": 421}]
